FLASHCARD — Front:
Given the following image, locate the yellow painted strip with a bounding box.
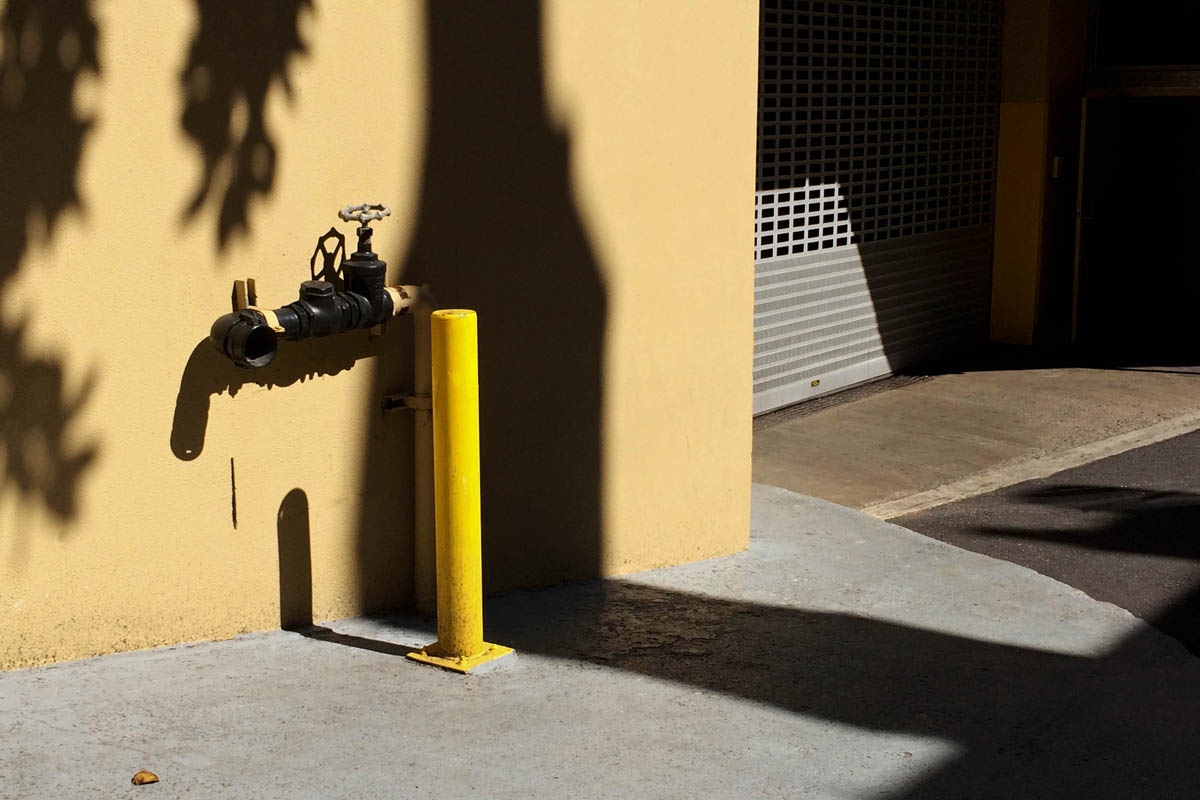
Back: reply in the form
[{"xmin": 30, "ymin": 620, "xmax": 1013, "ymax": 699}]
[
  {"xmin": 246, "ymin": 306, "xmax": 285, "ymax": 333},
  {"xmin": 864, "ymin": 409, "xmax": 1200, "ymax": 520},
  {"xmin": 384, "ymin": 285, "xmax": 415, "ymax": 316}
]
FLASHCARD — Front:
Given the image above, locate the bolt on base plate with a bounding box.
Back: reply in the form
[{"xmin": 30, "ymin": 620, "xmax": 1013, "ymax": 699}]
[{"xmin": 406, "ymin": 642, "xmax": 515, "ymax": 674}]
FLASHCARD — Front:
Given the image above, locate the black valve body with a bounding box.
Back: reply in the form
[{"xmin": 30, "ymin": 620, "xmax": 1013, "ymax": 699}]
[
  {"xmin": 342, "ymin": 226, "xmax": 389, "ymax": 326},
  {"xmin": 209, "ymin": 227, "xmax": 393, "ymax": 367}
]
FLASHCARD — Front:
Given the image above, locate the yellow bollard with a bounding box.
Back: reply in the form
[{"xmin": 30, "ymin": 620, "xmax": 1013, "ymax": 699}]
[{"xmin": 407, "ymin": 309, "xmax": 513, "ymax": 673}]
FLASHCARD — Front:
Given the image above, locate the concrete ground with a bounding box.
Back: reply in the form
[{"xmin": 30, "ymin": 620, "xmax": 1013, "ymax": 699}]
[
  {"xmin": 753, "ymin": 350, "xmax": 1200, "ymax": 511},
  {"xmin": 898, "ymin": 429, "xmax": 1200, "ymax": 656},
  {"xmin": 3, "ymin": 485, "xmax": 1199, "ymax": 799},
  {"xmin": 6, "ymin": 348, "xmax": 1200, "ymax": 798},
  {"xmin": 753, "ymin": 346, "xmax": 1200, "ymax": 660}
]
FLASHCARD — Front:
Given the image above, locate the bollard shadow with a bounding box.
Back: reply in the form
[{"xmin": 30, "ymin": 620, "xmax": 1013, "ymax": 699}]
[
  {"xmin": 299, "ymin": 625, "xmax": 416, "ymax": 658},
  {"xmin": 277, "ymin": 486, "xmax": 416, "ymax": 656},
  {"xmin": 276, "ymin": 487, "xmax": 313, "ymax": 630}
]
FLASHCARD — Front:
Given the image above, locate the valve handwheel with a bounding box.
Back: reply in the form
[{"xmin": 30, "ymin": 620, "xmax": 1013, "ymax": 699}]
[{"xmin": 339, "ymin": 202, "xmax": 391, "ymax": 225}]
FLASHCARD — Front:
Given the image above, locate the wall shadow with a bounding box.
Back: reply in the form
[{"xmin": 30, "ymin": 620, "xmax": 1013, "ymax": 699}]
[
  {"xmin": 0, "ymin": 0, "xmax": 102, "ymax": 535},
  {"xmin": 894, "ymin": 341, "xmax": 1200, "ymax": 379},
  {"xmin": 349, "ymin": 0, "xmax": 608, "ymax": 613},
  {"xmin": 345, "ymin": 315, "xmax": 415, "ymax": 614},
  {"xmin": 179, "ymin": 0, "xmax": 311, "ymax": 249},
  {"xmin": 477, "ymin": 579, "xmax": 1200, "ymax": 799}
]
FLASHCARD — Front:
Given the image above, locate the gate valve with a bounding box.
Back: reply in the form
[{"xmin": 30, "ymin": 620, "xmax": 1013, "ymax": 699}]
[
  {"xmin": 339, "ymin": 202, "xmax": 391, "ymax": 257},
  {"xmin": 337, "ymin": 202, "xmax": 391, "ymax": 312}
]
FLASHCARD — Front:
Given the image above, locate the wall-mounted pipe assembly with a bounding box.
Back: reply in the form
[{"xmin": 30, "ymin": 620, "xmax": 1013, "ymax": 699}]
[
  {"xmin": 206, "ymin": 203, "xmax": 438, "ymax": 616},
  {"xmin": 210, "ymin": 204, "xmax": 424, "ymax": 368}
]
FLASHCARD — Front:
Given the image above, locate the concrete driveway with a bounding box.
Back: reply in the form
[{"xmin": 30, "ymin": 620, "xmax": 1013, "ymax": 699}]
[
  {"xmin": 754, "ymin": 348, "xmax": 1200, "ymax": 513},
  {"xmin": 754, "ymin": 346, "xmax": 1200, "ymax": 655}
]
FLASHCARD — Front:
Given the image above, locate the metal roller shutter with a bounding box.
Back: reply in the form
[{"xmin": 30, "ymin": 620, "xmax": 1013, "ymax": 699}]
[{"xmin": 754, "ymin": 0, "xmax": 1002, "ymax": 415}]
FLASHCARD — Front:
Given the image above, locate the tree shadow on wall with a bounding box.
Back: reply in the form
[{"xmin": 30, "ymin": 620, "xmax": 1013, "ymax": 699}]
[
  {"xmin": 165, "ymin": 0, "xmax": 467, "ymax": 618},
  {"xmin": 0, "ymin": 0, "xmax": 101, "ymax": 537},
  {"xmin": 179, "ymin": 0, "xmax": 311, "ymax": 249},
  {"xmin": 350, "ymin": 0, "xmax": 608, "ymax": 613}
]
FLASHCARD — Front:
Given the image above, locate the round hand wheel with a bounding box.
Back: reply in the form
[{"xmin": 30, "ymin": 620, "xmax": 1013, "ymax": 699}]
[{"xmin": 338, "ymin": 202, "xmax": 391, "ymax": 224}]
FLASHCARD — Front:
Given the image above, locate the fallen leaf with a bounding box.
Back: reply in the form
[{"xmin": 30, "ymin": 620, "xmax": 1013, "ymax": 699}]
[{"xmin": 131, "ymin": 770, "xmax": 159, "ymax": 786}]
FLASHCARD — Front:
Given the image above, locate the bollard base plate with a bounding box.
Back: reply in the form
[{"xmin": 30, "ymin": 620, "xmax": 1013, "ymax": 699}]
[{"xmin": 406, "ymin": 642, "xmax": 515, "ymax": 674}]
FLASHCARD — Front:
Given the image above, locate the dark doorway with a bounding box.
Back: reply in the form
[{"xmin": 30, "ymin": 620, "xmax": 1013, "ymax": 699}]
[{"xmin": 1077, "ymin": 96, "xmax": 1200, "ymax": 360}]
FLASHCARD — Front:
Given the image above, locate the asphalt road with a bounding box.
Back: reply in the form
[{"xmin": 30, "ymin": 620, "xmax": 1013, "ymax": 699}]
[{"xmin": 895, "ymin": 429, "xmax": 1200, "ymax": 656}]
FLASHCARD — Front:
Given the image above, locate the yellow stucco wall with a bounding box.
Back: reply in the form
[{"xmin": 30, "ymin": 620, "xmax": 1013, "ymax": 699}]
[
  {"xmin": 990, "ymin": 0, "xmax": 1087, "ymax": 344},
  {"xmin": 990, "ymin": 100, "xmax": 1048, "ymax": 344},
  {"xmin": 990, "ymin": 0, "xmax": 1051, "ymax": 344},
  {"xmin": 0, "ymin": 0, "xmax": 757, "ymax": 670}
]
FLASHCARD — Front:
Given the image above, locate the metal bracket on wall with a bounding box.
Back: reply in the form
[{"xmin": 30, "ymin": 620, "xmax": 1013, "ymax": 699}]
[
  {"xmin": 382, "ymin": 393, "xmax": 432, "ymax": 413},
  {"xmin": 231, "ymin": 278, "xmax": 258, "ymax": 311}
]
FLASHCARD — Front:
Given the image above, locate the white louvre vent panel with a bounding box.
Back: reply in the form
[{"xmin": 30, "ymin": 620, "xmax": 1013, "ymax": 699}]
[
  {"xmin": 753, "ymin": 226, "xmax": 992, "ymax": 413},
  {"xmin": 753, "ymin": 0, "xmax": 1002, "ymax": 414}
]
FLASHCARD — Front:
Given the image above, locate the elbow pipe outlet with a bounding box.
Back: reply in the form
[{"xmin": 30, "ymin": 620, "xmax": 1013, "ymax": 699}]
[
  {"xmin": 209, "ymin": 282, "xmax": 424, "ymax": 368},
  {"xmin": 210, "ymin": 310, "xmax": 281, "ymax": 368}
]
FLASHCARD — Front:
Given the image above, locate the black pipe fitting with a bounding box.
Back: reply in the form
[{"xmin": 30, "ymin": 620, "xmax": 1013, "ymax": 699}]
[
  {"xmin": 343, "ymin": 225, "xmax": 389, "ymax": 311},
  {"xmin": 209, "ymin": 205, "xmax": 397, "ymax": 368},
  {"xmin": 209, "ymin": 310, "xmax": 281, "ymax": 368}
]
